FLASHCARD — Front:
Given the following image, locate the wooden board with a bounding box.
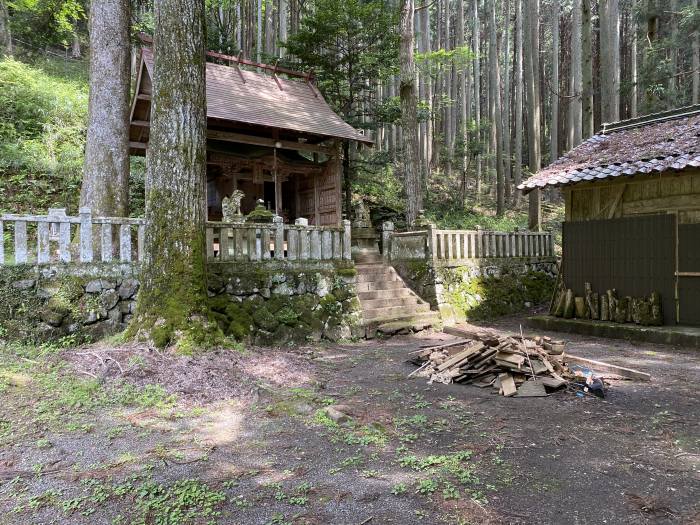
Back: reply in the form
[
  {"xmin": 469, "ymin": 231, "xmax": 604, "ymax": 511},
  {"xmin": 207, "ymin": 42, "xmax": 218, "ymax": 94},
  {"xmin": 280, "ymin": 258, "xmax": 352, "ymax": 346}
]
[
  {"xmin": 498, "ymin": 373, "xmax": 517, "ymax": 397},
  {"xmin": 515, "ymin": 380, "xmax": 548, "ymax": 397},
  {"xmin": 436, "ymin": 342, "xmax": 485, "ymax": 371},
  {"xmin": 565, "ymin": 354, "xmax": 651, "ymax": 381}
]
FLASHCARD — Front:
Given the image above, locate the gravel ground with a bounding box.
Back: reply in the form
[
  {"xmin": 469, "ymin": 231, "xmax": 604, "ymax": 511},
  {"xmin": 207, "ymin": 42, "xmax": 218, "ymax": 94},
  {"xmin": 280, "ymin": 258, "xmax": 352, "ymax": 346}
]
[{"xmin": 0, "ymin": 318, "xmax": 698, "ymax": 525}]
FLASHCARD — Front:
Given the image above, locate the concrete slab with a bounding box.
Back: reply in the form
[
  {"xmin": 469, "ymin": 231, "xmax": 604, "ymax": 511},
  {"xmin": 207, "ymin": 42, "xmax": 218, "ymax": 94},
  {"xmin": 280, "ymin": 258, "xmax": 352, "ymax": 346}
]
[{"xmin": 527, "ymin": 315, "xmax": 700, "ymax": 349}]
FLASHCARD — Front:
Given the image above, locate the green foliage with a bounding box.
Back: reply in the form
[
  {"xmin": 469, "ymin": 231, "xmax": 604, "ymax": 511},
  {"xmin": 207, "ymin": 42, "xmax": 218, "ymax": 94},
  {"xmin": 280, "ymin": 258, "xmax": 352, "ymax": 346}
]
[
  {"xmin": 8, "ymin": 0, "xmax": 86, "ymax": 49},
  {"xmin": 133, "ymin": 479, "xmax": 225, "ymax": 524},
  {"xmin": 284, "ymin": 0, "xmax": 398, "ymax": 128},
  {"xmin": 0, "ymin": 57, "xmax": 86, "ymax": 213}
]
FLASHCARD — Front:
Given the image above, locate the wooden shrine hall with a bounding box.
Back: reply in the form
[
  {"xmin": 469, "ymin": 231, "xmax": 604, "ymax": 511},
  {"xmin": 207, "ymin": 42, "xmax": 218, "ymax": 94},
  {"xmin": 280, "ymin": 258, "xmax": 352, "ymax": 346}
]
[{"xmin": 128, "ymin": 46, "xmax": 372, "ymax": 226}]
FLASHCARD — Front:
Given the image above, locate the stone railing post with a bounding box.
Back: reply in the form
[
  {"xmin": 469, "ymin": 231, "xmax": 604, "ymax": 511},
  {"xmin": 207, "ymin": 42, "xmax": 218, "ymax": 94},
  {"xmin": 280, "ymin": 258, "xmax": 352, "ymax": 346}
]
[
  {"xmin": 295, "ymin": 218, "xmax": 309, "ymax": 260},
  {"xmin": 475, "ymin": 225, "xmax": 483, "ymax": 258},
  {"xmin": 548, "ymin": 229, "xmax": 555, "ymax": 257},
  {"xmin": 381, "ymin": 221, "xmax": 394, "ymax": 263},
  {"xmin": 273, "ymin": 215, "xmax": 284, "ymax": 260},
  {"xmin": 343, "ymin": 219, "xmax": 352, "ymax": 260},
  {"xmin": 79, "ymin": 207, "xmax": 93, "ymax": 263},
  {"xmin": 426, "ymin": 223, "xmax": 437, "ymax": 261}
]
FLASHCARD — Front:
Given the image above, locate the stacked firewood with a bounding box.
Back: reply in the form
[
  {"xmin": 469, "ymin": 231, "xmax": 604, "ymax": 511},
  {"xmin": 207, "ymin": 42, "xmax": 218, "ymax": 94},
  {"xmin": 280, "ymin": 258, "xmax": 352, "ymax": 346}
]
[
  {"xmin": 551, "ymin": 282, "xmax": 662, "ymax": 325},
  {"xmin": 410, "ymin": 331, "xmax": 572, "ymax": 397}
]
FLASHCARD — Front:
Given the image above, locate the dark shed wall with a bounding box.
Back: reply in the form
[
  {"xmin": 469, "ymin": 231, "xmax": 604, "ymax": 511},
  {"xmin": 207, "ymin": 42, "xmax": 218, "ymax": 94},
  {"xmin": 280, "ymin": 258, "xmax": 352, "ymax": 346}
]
[{"xmin": 563, "ymin": 214, "xmax": 676, "ymax": 324}]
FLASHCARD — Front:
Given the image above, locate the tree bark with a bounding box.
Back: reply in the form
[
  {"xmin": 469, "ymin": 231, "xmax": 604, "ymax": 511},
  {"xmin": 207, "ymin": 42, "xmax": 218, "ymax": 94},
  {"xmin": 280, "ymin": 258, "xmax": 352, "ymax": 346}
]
[
  {"xmin": 524, "ymin": 0, "xmax": 541, "ymax": 230},
  {"xmin": 502, "ymin": 0, "xmax": 512, "ymax": 205},
  {"xmin": 400, "ymin": 0, "xmax": 422, "ymax": 226},
  {"xmin": 488, "ymin": 0, "xmax": 504, "ymax": 216},
  {"xmin": 0, "ymin": 0, "xmax": 11, "ymax": 56},
  {"xmin": 550, "ymin": 1, "xmax": 559, "ymax": 161},
  {"xmin": 630, "ymin": 0, "xmax": 638, "ymax": 116},
  {"xmin": 129, "ymin": 0, "xmax": 218, "ymax": 350},
  {"xmin": 513, "ymin": 0, "xmax": 523, "ymax": 205},
  {"xmin": 473, "ymin": 0, "xmax": 482, "ymax": 202},
  {"xmin": 600, "ymin": 0, "xmax": 620, "ymax": 123},
  {"xmin": 582, "ymin": 0, "xmax": 594, "ymax": 137},
  {"xmin": 257, "ymin": 0, "xmax": 263, "ymax": 63},
  {"xmin": 279, "ymin": 0, "xmax": 288, "ymax": 57},
  {"xmin": 694, "ymin": 0, "xmax": 700, "ymax": 104},
  {"xmin": 569, "ymin": 0, "xmax": 582, "ymax": 147},
  {"xmin": 667, "ymin": 0, "xmax": 678, "ymax": 108},
  {"xmin": 80, "ymin": 0, "xmax": 131, "ymax": 218}
]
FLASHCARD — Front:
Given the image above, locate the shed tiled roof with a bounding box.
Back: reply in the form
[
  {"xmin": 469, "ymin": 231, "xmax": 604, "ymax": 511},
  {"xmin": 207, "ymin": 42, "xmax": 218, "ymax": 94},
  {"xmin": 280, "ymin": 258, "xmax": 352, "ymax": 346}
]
[
  {"xmin": 518, "ymin": 106, "xmax": 700, "ymax": 193},
  {"xmin": 141, "ymin": 48, "xmax": 371, "ymax": 144}
]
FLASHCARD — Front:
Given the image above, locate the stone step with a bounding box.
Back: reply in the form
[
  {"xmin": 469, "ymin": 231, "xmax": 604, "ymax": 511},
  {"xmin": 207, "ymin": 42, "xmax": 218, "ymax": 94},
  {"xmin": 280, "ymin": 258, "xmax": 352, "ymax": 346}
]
[
  {"xmin": 363, "ymin": 302, "xmax": 430, "ymax": 321},
  {"xmin": 355, "ymin": 270, "xmax": 400, "ymax": 283},
  {"xmin": 355, "ymin": 280, "xmax": 406, "ymax": 293},
  {"xmin": 353, "ymin": 252, "xmax": 383, "ymax": 264},
  {"xmin": 357, "ymin": 288, "xmax": 416, "ymax": 301},
  {"xmin": 360, "ymin": 296, "xmax": 424, "ymax": 310},
  {"xmin": 363, "ymin": 311, "xmax": 441, "ymax": 338}
]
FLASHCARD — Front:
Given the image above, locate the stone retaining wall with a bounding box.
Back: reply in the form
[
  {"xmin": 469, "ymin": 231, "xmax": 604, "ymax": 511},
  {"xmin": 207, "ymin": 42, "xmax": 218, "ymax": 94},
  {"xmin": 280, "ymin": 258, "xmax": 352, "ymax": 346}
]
[
  {"xmin": 391, "ymin": 258, "xmax": 558, "ymax": 324},
  {"xmin": 0, "ymin": 262, "xmax": 361, "ymax": 345}
]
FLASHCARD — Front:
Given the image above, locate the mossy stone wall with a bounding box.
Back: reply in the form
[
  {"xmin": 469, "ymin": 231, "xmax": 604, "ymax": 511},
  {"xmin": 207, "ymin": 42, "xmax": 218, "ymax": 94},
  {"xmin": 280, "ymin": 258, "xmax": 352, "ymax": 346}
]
[
  {"xmin": 0, "ymin": 262, "xmax": 361, "ymax": 345},
  {"xmin": 392, "ymin": 258, "xmax": 557, "ymax": 324}
]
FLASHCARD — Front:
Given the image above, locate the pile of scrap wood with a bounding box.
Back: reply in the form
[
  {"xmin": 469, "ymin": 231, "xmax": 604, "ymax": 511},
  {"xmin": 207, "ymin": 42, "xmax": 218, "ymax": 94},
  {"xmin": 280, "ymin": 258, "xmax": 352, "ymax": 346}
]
[
  {"xmin": 411, "ymin": 326, "xmax": 652, "ymax": 397},
  {"xmin": 409, "ymin": 330, "xmax": 572, "ymax": 397}
]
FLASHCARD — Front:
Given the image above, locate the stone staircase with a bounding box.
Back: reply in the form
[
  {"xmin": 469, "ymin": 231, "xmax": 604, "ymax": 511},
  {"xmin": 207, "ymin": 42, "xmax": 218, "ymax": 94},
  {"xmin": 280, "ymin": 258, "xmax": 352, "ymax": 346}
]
[{"xmin": 354, "ymin": 252, "xmax": 441, "ymax": 338}]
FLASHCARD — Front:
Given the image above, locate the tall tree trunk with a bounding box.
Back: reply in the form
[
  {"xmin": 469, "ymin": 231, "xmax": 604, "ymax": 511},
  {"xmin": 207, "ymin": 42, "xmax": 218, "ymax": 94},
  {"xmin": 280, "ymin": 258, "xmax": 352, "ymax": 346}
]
[
  {"xmin": 400, "ymin": 0, "xmax": 422, "ymax": 226},
  {"xmin": 473, "ymin": 0, "xmax": 482, "ymax": 202},
  {"xmin": 257, "ymin": 0, "xmax": 263, "ymax": 63},
  {"xmin": 130, "ymin": 0, "xmax": 217, "ymax": 350},
  {"xmin": 524, "ymin": 0, "xmax": 541, "ymax": 230},
  {"xmin": 550, "ymin": 1, "xmax": 559, "ymax": 161},
  {"xmin": 80, "ymin": 0, "xmax": 131, "ymax": 218},
  {"xmin": 513, "ymin": 0, "xmax": 523, "ymax": 206},
  {"xmin": 569, "ymin": 0, "xmax": 583, "ymax": 147},
  {"xmin": 630, "ymin": 0, "xmax": 638, "ymax": 116},
  {"xmin": 694, "ymin": 0, "xmax": 700, "ymax": 105},
  {"xmin": 600, "ymin": 0, "xmax": 620, "ymax": 122},
  {"xmin": 668, "ymin": 0, "xmax": 678, "ymax": 108},
  {"xmin": 265, "ymin": 0, "xmax": 274, "ymax": 55},
  {"xmin": 71, "ymin": 32, "xmax": 82, "ymax": 58},
  {"xmin": 502, "ymin": 0, "xmax": 512, "ymax": 205},
  {"xmin": 279, "ymin": 0, "xmax": 288, "ymax": 57},
  {"xmin": 0, "ymin": 0, "xmax": 12, "ymax": 56},
  {"xmin": 582, "ymin": 0, "xmax": 594, "ymax": 137},
  {"xmin": 488, "ymin": 0, "xmax": 504, "ymax": 216}
]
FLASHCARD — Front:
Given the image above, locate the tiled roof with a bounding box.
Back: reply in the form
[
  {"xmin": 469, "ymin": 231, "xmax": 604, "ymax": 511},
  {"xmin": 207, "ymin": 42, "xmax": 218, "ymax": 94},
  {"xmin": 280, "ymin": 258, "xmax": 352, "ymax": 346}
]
[
  {"xmin": 518, "ymin": 106, "xmax": 700, "ymax": 193},
  {"xmin": 141, "ymin": 48, "xmax": 371, "ymax": 144}
]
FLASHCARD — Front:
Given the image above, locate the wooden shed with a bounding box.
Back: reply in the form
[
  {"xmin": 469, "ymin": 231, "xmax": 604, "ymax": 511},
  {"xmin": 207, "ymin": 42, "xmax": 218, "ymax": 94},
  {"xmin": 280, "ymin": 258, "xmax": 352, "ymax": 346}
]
[
  {"xmin": 129, "ymin": 46, "xmax": 372, "ymax": 226},
  {"xmin": 519, "ymin": 106, "xmax": 700, "ymax": 326}
]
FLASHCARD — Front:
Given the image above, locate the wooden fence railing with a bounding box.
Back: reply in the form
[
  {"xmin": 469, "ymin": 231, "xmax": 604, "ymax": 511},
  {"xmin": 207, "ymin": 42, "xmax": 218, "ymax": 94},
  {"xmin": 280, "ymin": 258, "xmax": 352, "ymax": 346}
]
[
  {"xmin": 0, "ymin": 208, "xmax": 145, "ymax": 265},
  {"xmin": 206, "ymin": 218, "xmax": 352, "ymax": 262},
  {"xmin": 386, "ymin": 223, "xmax": 555, "ymax": 265}
]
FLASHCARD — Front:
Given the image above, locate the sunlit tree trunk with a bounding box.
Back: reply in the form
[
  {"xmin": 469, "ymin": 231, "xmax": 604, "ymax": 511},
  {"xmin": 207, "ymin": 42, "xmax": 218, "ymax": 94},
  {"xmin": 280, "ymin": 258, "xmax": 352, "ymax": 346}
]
[
  {"xmin": 279, "ymin": 0, "xmax": 288, "ymax": 57},
  {"xmin": 80, "ymin": 0, "xmax": 130, "ymax": 217},
  {"xmin": 600, "ymin": 0, "xmax": 620, "ymax": 122},
  {"xmin": 694, "ymin": 0, "xmax": 700, "ymax": 104},
  {"xmin": 513, "ymin": 0, "xmax": 523, "ymax": 206},
  {"xmin": 550, "ymin": 1, "xmax": 559, "ymax": 161},
  {"xmin": 524, "ymin": 0, "xmax": 541, "ymax": 230},
  {"xmin": 488, "ymin": 0, "xmax": 504, "ymax": 216},
  {"xmin": 630, "ymin": 0, "xmax": 638, "ymax": 116},
  {"xmin": 502, "ymin": 0, "xmax": 512, "ymax": 205},
  {"xmin": 473, "ymin": 0, "xmax": 482, "ymax": 202},
  {"xmin": 569, "ymin": 0, "xmax": 582, "ymax": 147},
  {"xmin": 0, "ymin": 0, "xmax": 12, "ymax": 56},
  {"xmin": 129, "ymin": 0, "xmax": 218, "ymax": 350},
  {"xmin": 582, "ymin": 0, "xmax": 594, "ymax": 137},
  {"xmin": 400, "ymin": 0, "xmax": 422, "ymax": 225},
  {"xmin": 667, "ymin": 0, "xmax": 678, "ymax": 108},
  {"xmin": 257, "ymin": 0, "xmax": 263, "ymax": 62}
]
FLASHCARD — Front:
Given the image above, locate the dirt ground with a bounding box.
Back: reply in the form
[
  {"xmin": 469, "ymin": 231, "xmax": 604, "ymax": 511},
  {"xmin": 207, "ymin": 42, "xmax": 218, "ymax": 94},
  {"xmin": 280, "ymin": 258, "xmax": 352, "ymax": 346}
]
[{"xmin": 0, "ymin": 316, "xmax": 698, "ymax": 525}]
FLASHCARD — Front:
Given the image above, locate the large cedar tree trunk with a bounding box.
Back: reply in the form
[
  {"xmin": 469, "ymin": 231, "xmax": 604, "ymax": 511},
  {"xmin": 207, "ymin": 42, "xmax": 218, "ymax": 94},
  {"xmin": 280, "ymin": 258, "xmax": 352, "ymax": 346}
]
[
  {"xmin": 0, "ymin": 0, "xmax": 11, "ymax": 56},
  {"xmin": 524, "ymin": 0, "xmax": 541, "ymax": 230},
  {"xmin": 129, "ymin": 0, "xmax": 219, "ymax": 350},
  {"xmin": 80, "ymin": 0, "xmax": 130, "ymax": 217},
  {"xmin": 400, "ymin": 0, "xmax": 421, "ymax": 226}
]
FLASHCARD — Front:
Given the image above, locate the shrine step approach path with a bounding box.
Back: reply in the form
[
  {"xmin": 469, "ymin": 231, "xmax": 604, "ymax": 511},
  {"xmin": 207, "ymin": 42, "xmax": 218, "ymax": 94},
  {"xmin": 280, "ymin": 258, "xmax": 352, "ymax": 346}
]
[{"xmin": 354, "ymin": 251, "xmax": 441, "ymax": 338}]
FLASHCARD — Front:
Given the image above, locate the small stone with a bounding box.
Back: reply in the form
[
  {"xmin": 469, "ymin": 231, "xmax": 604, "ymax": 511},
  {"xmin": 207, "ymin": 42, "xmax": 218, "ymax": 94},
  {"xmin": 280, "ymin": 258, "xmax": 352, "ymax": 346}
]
[
  {"xmin": 83, "ymin": 310, "xmax": 99, "ymax": 325},
  {"xmin": 118, "ymin": 278, "xmax": 139, "ymax": 299},
  {"xmin": 12, "ymin": 279, "xmax": 35, "ymax": 290},
  {"xmin": 100, "ymin": 290, "xmax": 119, "ymax": 311},
  {"xmin": 40, "ymin": 308, "xmax": 65, "ymax": 327},
  {"xmin": 122, "ymin": 314, "xmax": 133, "ymax": 324},
  {"xmin": 324, "ymin": 406, "xmax": 351, "ymax": 424},
  {"xmin": 36, "ymin": 287, "xmax": 58, "ymax": 299},
  {"xmin": 119, "ymin": 301, "xmax": 131, "ymax": 314},
  {"xmin": 85, "ymin": 280, "xmax": 103, "ymax": 293},
  {"xmin": 108, "ymin": 306, "xmax": 122, "ymax": 323}
]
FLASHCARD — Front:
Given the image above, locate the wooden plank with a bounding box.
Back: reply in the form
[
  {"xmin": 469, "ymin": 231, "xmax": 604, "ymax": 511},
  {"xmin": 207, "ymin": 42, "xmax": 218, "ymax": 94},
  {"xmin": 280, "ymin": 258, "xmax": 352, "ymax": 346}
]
[
  {"xmin": 207, "ymin": 129, "xmax": 332, "ymax": 155},
  {"xmin": 565, "ymin": 354, "xmax": 651, "ymax": 381},
  {"xmin": 499, "ymin": 373, "xmax": 517, "ymax": 397},
  {"xmin": 514, "ymin": 380, "xmax": 548, "ymax": 397},
  {"xmin": 436, "ymin": 342, "xmax": 485, "ymax": 371}
]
